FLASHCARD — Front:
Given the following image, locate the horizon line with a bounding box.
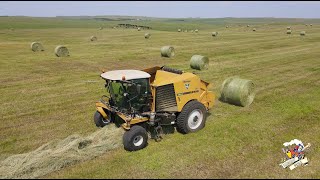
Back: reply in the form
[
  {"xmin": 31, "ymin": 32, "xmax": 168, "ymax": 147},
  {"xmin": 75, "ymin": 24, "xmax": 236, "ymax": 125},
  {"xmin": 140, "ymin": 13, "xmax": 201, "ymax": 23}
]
[{"xmin": 1, "ymin": 15, "xmax": 320, "ymax": 19}]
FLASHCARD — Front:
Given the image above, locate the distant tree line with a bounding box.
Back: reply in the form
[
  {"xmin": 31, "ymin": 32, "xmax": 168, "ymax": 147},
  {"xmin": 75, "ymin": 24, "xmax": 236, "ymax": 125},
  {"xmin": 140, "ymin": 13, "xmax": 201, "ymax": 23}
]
[
  {"xmin": 94, "ymin": 18, "xmax": 135, "ymax": 21},
  {"xmin": 117, "ymin": 24, "xmax": 152, "ymax": 29}
]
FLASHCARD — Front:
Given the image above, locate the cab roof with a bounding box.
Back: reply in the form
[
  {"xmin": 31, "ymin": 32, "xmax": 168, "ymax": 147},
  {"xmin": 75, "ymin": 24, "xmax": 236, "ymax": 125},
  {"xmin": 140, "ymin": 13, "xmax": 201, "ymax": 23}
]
[{"xmin": 101, "ymin": 70, "xmax": 151, "ymax": 81}]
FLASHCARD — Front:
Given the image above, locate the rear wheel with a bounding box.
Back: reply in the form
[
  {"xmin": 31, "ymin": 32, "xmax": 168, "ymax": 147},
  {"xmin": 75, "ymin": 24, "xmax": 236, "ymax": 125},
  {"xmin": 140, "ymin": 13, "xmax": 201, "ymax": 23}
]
[
  {"xmin": 123, "ymin": 125, "xmax": 148, "ymax": 151},
  {"xmin": 176, "ymin": 100, "xmax": 207, "ymax": 134},
  {"xmin": 94, "ymin": 111, "xmax": 110, "ymax": 127}
]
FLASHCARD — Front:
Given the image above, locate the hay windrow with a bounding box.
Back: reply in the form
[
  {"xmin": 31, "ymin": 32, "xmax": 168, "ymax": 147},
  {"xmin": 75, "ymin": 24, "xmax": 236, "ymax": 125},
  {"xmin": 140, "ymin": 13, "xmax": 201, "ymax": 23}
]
[
  {"xmin": 160, "ymin": 46, "xmax": 175, "ymax": 58},
  {"xmin": 190, "ymin": 55, "xmax": 209, "ymax": 70},
  {"xmin": 0, "ymin": 125, "xmax": 124, "ymax": 179},
  {"xmin": 54, "ymin": 45, "xmax": 69, "ymax": 57},
  {"xmin": 31, "ymin": 42, "xmax": 44, "ymax": 52},
  {"xmin": 219, "ymin": 77, "xmax": 255, "ymax": 107}
]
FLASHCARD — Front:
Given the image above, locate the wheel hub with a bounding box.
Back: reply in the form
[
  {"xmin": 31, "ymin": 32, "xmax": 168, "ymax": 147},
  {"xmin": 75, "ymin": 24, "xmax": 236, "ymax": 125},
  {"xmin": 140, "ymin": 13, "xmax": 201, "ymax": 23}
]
[
  {"xmin": 193, "ymin": 116, "xmax": 199, "ymax": 123},
  {"xmin": 188, "ymin": 109, "xmax": 203, "ymax": 130},
  {"xmin": 133, "ymin": 135, "xmax": 144, "ymax": 147}
]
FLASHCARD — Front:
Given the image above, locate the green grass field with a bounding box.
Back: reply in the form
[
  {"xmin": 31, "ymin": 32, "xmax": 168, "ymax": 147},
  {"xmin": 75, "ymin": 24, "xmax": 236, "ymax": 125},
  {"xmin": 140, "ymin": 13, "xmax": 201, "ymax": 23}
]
[{"xmin": 0, "ymin": 16, "xmax": 319, "ymax": 178}]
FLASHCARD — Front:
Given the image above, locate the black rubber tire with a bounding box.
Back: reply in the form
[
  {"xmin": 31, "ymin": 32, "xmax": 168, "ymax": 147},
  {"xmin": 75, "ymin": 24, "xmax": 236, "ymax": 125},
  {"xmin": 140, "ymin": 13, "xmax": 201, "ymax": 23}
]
[
  {"xmin": 94, "ymin": 111, "xmax": 110, "ymax": 127},
  {"xmin": 123, "ymin": 125, "xmax": 148, "ymax": 151},
  {"xmin": 176, "ymin": 100, "xmax": 207, "ymax": 134}
]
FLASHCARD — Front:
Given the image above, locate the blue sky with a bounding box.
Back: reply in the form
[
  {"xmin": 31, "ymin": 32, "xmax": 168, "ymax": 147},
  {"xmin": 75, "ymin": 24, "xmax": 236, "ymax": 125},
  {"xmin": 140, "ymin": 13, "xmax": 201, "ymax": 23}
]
[{"xmin": 0, "ymin": 1, "xmax": 319, "ymax": 18}]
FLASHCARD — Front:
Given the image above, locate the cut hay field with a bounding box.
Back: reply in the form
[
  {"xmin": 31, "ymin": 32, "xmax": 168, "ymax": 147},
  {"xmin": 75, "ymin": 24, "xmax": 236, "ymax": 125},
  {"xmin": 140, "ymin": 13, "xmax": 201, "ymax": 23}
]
[{"xmin": 0, "ymin": 17, "xmax": 319, "ymax": 179}]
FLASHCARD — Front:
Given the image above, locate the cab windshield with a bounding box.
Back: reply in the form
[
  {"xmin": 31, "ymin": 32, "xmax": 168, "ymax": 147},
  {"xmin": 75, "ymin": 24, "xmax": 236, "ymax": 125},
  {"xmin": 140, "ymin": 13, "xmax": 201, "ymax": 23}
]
[{"xmin": 106, "ymin": 78, "xmax": 150, "ymax": 112}]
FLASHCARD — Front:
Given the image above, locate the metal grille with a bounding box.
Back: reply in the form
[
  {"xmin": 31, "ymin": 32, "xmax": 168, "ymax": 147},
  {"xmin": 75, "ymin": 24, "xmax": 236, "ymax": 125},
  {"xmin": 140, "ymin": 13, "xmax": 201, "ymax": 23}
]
[{"xmin": 156, "ymin": 84, "xmax": 177, "ymax": 112}]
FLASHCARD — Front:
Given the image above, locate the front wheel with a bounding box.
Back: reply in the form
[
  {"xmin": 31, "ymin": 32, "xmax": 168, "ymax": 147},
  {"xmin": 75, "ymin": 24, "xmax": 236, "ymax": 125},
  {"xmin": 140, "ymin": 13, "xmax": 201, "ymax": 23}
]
[
  {"xmin": 94, "ymin": 111, "xmax": 110, "ymax": 127},
  {"xmin": 123, "ymin": 125, "xmax": 148, "ymax": 151},
  {"xmin": 176, "ymin": 100, "xmax": 207, "ymax": 134}
]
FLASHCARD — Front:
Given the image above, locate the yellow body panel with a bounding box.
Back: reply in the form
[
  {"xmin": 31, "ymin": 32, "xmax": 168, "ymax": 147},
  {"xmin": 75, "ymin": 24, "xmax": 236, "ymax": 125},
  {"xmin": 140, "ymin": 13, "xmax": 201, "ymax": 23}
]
[
  {"xmin": 199, "ymin": 80, "xmax": 215, "ymax": 109},
  {"xmin": 96, "ymin": 103, "xmax": 108, "ymax": 119},
  {"xmin": 151, "ymin": 69, "xmax": 214, "ymax": 112},
  {"xmin": 172, "ymin": 74, "xmax": 201, "ymax": 112}
]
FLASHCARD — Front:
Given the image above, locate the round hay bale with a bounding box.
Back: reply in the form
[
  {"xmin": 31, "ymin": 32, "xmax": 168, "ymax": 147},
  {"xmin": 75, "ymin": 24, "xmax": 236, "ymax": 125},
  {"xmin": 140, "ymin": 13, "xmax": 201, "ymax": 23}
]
[
  {"xmin": 287, "ymin": 26, "xmax": 291, "ymax": 30},
  {"xmin": 253, "ymin": 28, "xmax": 256, "ymax": 31},
  {"xmin": 160, "ymin": 46, "xmax": 175, "ymax": 58},
  {"xmin": 226, "ymin": 26, "xmax": 229, "ymax": 28},
  {"xmin": 305, "ymin": 24, "xmax": 308, "ymax": 26},
  {"xmin": 300, "ymin": 31, "xmax": 306, "ymax": 36},
  {"xmin": 178, "ymin": 29, "xmax": 181, "ymax": 32},
  {"xmin": 310, "ymin": 24, "xmax": 313, "ymax": 26},
  {"xmin": 220, "ymin": 77, "xmax": 255, "ymax": 107},
  {"xmin": 190, "ymin": 55, "xmax": 209, "ymax": 70},
  {"xmin": 138, "ymin": 27, "xmax": 141, "ymax": 31},
  {"xmin": 184, "ymin": 30, "xmax": 188, "ymax": 32},
  {"xmin": 247, "ymin": 25, "xmax": 250, "ymax": 27},
  {"xmin": 144, "ymin": 33, "xmax": 151, "ymax": 39},
  {"xmin": 90, "ymin": 36, "xmax": 97, "ymax": 41},
  {"xmin": 99, "ymin": 27, "xmax": 103, "ymax": 30},
  {"xmin": 31, "ymin": 42, "xmax": 44, "ymax": 52},
  {"xmin": 54, "ymin": 45, "xmax": 69, "ymax": 57},
  {"xmin": 212, "ymin": 32, "xmax": 218, "ymax": 37},
  {"xmin": 287, "ymin": 30, "xmax": 292, "ymax": 34},
  {"xmin": 195, "ymin": 29, "xmax": 198, "ymax": 33},
  {"xmin": 191, "ymin": 30, "xmax": 194, "ymax": 33}
]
